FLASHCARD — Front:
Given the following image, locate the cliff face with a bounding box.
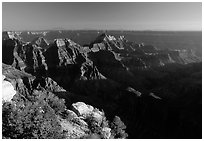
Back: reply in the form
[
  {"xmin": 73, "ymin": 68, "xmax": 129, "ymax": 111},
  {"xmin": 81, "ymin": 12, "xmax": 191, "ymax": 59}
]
[
  {"xmin": 31, "ymin": 37, "xmax": 49, "ymax": 49},
  {"xmin": 2, "ymin": 63, "xmax": 65, "ymax": 95},
  {"xmin": 2, "ymin": 37, "xmax": 47, "ymax": 75},
  {"xmin": 2, "ymin": 38, "xmax": 18, "ymax": 65},
  {"xmin": 44, "ymin": 38, "xmax": 85, "ymax": 67},
  {"xmin": 3, "ymin": 33, "xmax": 200, "ymax": 82},
  {"xmin": 2, "ymin": 35, "xmax": 103, "ymax": 90}
]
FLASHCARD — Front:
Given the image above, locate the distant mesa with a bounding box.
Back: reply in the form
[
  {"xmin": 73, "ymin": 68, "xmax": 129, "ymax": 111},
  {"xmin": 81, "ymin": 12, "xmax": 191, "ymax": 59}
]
[{"xmin": 89, "ymin": 33, "xmax": 201, "ymax": 67}]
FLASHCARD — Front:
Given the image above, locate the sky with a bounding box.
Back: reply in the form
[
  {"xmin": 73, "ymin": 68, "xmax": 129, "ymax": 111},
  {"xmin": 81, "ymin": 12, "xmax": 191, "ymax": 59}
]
[{"xmin": 2, "ymin": 2, "xmax": 202, "ymax": 31}]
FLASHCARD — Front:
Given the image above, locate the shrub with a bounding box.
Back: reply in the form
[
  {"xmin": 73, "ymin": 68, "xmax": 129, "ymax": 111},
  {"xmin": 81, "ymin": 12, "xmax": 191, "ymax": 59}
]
[
  {"xmin": 84, "ymin": 110, "xmax": 112, "ymax": 139},
  {"xmin": 110, "ymin": 116, "xmax": 128, "ymax": 139},
  {"xmin": 85, "ymin": 115, "xmax": 101, "ymax": 135},
  {"xmin": 33, "ymin": 89, "xmax": 66, "ymax": 115},
  {"xmin": 2, "ymin": 90, "xmax": 66, "ymax": 139}
]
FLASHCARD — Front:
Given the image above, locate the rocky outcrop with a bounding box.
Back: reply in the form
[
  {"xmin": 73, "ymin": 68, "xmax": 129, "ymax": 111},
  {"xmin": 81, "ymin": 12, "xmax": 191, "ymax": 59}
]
[
  {"xmin": 2, "ymin": 75, "xmax": 16, "ymax": 102},
  {"xmin": 72, "ymin": 102, "xmax": 94, "ymax": 116},
  {"xmin": 31, "ymin": 37, "xmax": 49, "ymax": 49},
  {"xmin": 80, "ymin": 61, "xmax": 106, "ymax": 80},
  {"xmin": 65, "ymin": 102, "xmax": 112, "ymax": 139},
  {"xmin": 44, "ymin": 38, "xmax": 86, "ymax": 68},
  {"xmin": 71, "ymin": 102, "xmax": 105, "ymax": 126},
  {"xmin": 18, "ymin": 43, "xmax": 48, "ymax": 75},
  {"xmin": 2, "ymin": 63, "xmax": 65, "ymax": 97},
  {"xmin": 53, "ymin": 102, "xmax": 114, "ymax": 139},
  {"xmin": 2, "ymin": 37, "xmax": 47, "ymax": 75}
]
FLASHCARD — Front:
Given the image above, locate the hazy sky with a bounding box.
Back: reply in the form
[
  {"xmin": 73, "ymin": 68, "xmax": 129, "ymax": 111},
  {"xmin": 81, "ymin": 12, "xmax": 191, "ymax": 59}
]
[{"xmin": 2, "ymin": 2, "xmax": 202, "ymax": 31}]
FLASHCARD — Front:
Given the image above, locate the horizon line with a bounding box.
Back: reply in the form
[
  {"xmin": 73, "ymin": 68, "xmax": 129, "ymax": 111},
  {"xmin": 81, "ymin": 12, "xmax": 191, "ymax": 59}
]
[{"xmin": 3, "ymin": 29, "xmax": 202, "ymax": 32}]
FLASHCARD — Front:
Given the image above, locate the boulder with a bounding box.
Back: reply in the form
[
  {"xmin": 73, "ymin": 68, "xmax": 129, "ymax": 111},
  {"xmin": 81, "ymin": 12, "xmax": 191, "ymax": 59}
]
[
  {"xmin": 72, "ymin": 102, "xmax": 104, "ymax": 125},
  {"xmin": 66, "ymin": 109, "xmax": 78, "ymax": 120},
  {"xmin": 2, "ymin": 75, "xmax": 16, "ymax": 102},
  {"xmin": 72, "ymin": 102, "xmax": 94, "ymax": 116},
  {"xmin": 91, "ymin": 110, "xmax": 104, "ymax": 125}
]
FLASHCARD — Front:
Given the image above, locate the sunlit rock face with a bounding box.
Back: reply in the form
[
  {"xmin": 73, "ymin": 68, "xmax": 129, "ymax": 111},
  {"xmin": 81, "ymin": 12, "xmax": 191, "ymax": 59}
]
[
  {"xmin": 31, "ymin": 37, "xmax": 49, "ymax": 49},
  {"xmin": 71, "ymin": 102, "xmax": 104, "ymax": 125},
  {"xmin": 72, "ymin": 102, "xmax": 94, "ymax": 116},
  {"xmin": 2, "ymin": 75, "xmax": 16, "ymax": 102}
]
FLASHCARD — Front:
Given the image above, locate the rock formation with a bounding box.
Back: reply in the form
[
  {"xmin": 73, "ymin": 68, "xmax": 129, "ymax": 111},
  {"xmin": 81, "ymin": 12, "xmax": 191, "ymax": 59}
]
[
  {"xmin": 89, "ymin": 33, "xmax": 201, "ymax": 69},
  {"xmin": 2, "ymin": 31, "xmax": 201, "ymax": 139},
  {"xmin": 31, "ymin": 37, "xmax": 49, "ymax": 49},
  {"xmin": 2, "ymin": 75, "xmax": 16, "ymax": 102}
]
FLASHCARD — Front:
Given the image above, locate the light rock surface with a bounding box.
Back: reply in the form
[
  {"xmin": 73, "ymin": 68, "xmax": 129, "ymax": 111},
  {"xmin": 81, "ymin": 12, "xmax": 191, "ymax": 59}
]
[
  {"xmin": 72, "ymin": 102, "xmax": 94, "ymax": 116},
  {"xmin": 60, "ymin": 118, "xmax": 89, "ymax": 139},
  {"xmin": 56, "ymin": 39, "xmax": 66, "ymax": 47},
  {"xmin": 2, "ymin": 75, "xmax": 16, "ymax": 102},
  {"xmin": 91, "ymin": 110, "xmax": 104, "ymax": 125},
  {"xmin": 102, "ymin": 127, "xmax": 112, "ymax": 139},
  {"xmin": 72, "ymin": 102, "xmax": 105, "ymax": 126},
  {"xmin": 126, "ymin": 87, "xmax": 142, "ymax": 97}
]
